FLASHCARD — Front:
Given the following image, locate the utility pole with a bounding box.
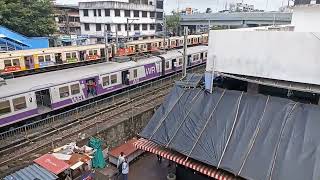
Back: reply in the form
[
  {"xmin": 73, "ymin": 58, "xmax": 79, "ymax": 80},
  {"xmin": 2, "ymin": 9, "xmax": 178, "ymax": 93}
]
[
  {"xmin": 104, "ymin": 24, "xmax": 109, "ymax": 62},
  {"xmin": 182, "ymin": 26, "xmax": 188, "ymax": 78},
  {"xmin": 115, "ymin": 25, "xmax": 119, "ymax": 54},
  {"xmin": 126, "ymin": 18, "xmax": 138, "ymax": 42},
  {"xmin": 163, "ymin": 13, "xmax": 167, "ymax": 51}
]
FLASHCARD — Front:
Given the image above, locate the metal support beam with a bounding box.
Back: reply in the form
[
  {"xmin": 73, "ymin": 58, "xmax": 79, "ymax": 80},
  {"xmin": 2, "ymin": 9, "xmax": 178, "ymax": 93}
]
[{"xmin": 182, "ymin": 26, "xmax": 188, "ymax": 78}]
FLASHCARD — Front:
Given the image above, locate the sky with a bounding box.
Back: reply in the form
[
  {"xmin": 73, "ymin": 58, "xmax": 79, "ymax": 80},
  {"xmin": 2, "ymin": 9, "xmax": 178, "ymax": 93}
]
[{"xmin": 56, "ymin": 0, "xmax": 286, "ymax": 13}]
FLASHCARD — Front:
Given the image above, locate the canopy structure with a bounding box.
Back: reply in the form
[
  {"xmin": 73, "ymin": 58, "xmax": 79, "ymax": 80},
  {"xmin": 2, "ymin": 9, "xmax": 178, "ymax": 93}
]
[
  {"xmin": 140, "ymin": 84, "xmax": 320, "ymax": 180},
  {"xmin": 4, "ymin": 164, "xmax": 58, "ymax": 180}
]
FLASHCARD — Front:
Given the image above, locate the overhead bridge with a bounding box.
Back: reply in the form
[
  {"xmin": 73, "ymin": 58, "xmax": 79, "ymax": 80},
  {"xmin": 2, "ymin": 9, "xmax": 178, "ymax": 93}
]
[{"xmin": 180, "ymin": 12, "xmax": 292, "ymax": 28}]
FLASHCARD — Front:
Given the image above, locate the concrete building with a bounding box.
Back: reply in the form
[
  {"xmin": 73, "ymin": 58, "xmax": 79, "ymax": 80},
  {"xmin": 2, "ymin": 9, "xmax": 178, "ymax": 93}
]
[
  {"xmin": 79, "ymin": 0, "xmax": 164, "ymax": 43},
  {"xmin": 54, "ymin": 4, "xmax": 81, "ymax": 35}
]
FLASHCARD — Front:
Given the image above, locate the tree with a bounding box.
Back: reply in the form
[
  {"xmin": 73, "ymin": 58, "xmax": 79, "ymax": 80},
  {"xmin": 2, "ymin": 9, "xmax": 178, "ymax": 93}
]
[
  {"xmin": 0, "ymin": 0, "xmax": 56, "ymax": 37},
  {"xmin": 166, "ymin": 12, "xmax": 181, "ymax": 36}
]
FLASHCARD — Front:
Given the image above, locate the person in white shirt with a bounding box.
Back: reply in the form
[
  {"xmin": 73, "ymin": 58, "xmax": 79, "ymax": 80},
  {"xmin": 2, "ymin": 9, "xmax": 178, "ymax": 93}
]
[
  {"xmin": 117, "ymin": 152, "xmax": 125, "ymax": 176},
  {"xmin": 122, "ymin": 158, "xmax": 129, "ymax": 180}
]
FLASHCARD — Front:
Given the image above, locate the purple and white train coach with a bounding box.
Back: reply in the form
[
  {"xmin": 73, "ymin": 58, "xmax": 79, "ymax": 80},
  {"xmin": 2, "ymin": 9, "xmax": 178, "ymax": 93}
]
[{"xmin": 0, "ymin": 46, "xmax": 208, "ymax": 128}]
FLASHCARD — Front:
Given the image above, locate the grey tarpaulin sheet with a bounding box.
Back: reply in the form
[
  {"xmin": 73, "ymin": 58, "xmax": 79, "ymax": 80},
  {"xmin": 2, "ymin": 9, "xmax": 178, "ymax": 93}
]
[{"xmin": 140, "ymin": 85, "xmax": 320, "ymax": 180}]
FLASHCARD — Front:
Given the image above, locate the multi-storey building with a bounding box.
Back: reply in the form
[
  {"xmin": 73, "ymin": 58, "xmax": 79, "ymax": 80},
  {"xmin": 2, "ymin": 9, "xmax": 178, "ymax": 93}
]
[
  {"xmin": 79, "ymin": 0, "xmax": 164, "ymax": 43},
  {"xmin": 54, "ymin": 4, "xmax": 81, "ymax": 35}
]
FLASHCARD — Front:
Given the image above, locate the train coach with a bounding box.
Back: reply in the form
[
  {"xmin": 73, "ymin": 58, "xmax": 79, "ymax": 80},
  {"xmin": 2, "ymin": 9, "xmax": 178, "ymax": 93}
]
[
  {"xmin": 0, "ymin": 34, "xmax": 208, "ymax": 74},
  {"xmin": 0, "ymin": 46, "xmax": 208, "ymax": 128}
]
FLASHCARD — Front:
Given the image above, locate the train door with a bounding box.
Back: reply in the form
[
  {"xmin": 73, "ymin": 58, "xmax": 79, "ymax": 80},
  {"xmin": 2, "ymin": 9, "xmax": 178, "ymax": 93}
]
[
  {"xmin": 121, "ymin": 70, "xmax": 130, "ymax": 85},
  {"xmin": 176, "ymin": 40, "xmax": 179, "ymax": 47},
  {"xmin": 35, "ymin": 89, "xmax": 52, "ymax": 113},
  {"xmin": 187, "ymin": 55, "xmax": 192, "ymax": 66},
  {"xmin": 55, "ymin": 53, "xmax": 63, "ymax": 64},
  {"xmin": 100, "ymin": 48, "xmax": 106, "ymax": 60},
  {"xmin": 86, "ymin": 78, "xmax": 97, "ymax": 97},
  {"xmin": 172, "ymin": 59, "xmax": 176, "ymax": 71},
  {"xmin": 24, "ymin": 56, "xmax": 34, "ymax": 69},
  {"xmin": 79, "ymin": 51, "xmax": 86, "ymax": 61},
  {"xmin": 200, "ymin": 52, "xmax": 204, "ymax": 61}
]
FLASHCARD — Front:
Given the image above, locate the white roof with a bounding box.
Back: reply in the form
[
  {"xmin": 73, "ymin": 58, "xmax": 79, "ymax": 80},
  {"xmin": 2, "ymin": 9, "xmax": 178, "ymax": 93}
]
[
  {"xmin": 0, "ymin": 56, "xmax": 161, "ymax": 98},
  {"xmin": 159, "ymin": 45, "xmax": 208, "ymax": 60}
]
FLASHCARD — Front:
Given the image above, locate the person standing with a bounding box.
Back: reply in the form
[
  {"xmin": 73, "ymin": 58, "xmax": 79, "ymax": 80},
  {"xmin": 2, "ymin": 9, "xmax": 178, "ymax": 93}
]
[
  {"xmin": 117, "ymin": 152, "xmax": 125, "ymax": 178},
  {"xmin": 122, "ymin": 158, "xmax": 129, "ymax": 180}
]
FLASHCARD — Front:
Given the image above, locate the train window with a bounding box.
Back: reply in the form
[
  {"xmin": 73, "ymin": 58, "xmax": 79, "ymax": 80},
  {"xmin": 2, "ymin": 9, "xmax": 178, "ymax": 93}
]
[
  {"xmin": 133, "ymin": 69, "xmax": 138, "ymax": 78},
  {"xmin": 0, "ymin": 100, "xmax": 11, "ymax": 115},
  {"xmin": 89, "ymin": 50, "xmax": 93, "ymax": 56},
  {"xmin": 59, "ymin": 86, "xmax": 70, "ymax": 98},
  {"xmin": 12, "ymin": 59, "xmax": 20, "ymax": 66},
  {"xmin": 204, "ymin": 52, "xmax": 208, "ymax": 58},
  {"xmin": 111, "ymin": 74, "xmax": 117, "ymax": 84},
  {"xmin": 4, "ymin": 60, "xmax": 12, "ymax": 67},
  {"xmin": 12, "ymin": 97, "xmax": 27, "ymax": 111},
  {"xmin": 72, "ymin": 52, "xmax": 77, "ymax": 58},
  {"xmin": 71, "ymin": 84, "xmax": 80, "ymax": 95},
  {"xmin": 38, "ymin": 56, "xmax": 45, "ymax": 63},
  {"xmin": 165, "ymin": 61, "xmax": 170, "ymax": 69},
  {"xmin": 178, "ymin": 58, "xmax": 183, "ymax": 66},
  {"xmin": 45, "ymin": 55, "xmax": 51, "ymax": 62},
  {"xmin": 66, "ymin": 53, "xmax": 71, "ymax": 59},
  {"xmin": 94, "ymin": 50, "xmax": 98, "ymax": 55},
  {"xmin": 102, "ymin": 76, "xmax": 110, "ymax": 86}
]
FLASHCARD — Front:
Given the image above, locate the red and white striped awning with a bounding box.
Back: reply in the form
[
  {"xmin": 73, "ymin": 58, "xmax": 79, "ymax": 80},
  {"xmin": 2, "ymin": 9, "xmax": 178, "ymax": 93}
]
[{"xmin": 134, "ymin": 138, "xmax": 241, "ymax": 180}]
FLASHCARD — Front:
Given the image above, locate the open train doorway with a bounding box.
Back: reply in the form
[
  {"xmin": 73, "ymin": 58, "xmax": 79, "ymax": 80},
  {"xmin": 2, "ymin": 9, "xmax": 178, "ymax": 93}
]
[
  {"xmin": 24, "ymin": 56, "xmax": 34, "ymax": 70},
  {"xmin": 86, "ymin": 78, "xmax": 97, "ymax": 97},
  {"xmin": 79, "ymin": 51, "xmax": 86, "ymax": 61},
  {"xmin": 55, "ymin": 53, "xmax": 63, "ymax": 64},
  {"xmin": 35, "ymin": 89, "xmax": 52, "ymax": 113},
  {"xmin": 122, "ymin": 70, "xmax": 130, "ymax": 85}
]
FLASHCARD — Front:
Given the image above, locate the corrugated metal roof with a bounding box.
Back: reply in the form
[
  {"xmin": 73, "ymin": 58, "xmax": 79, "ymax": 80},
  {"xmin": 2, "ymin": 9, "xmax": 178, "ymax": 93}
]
[{"xmin": 4, "ymin": 164, "xmax": 58, "ymax": 180}]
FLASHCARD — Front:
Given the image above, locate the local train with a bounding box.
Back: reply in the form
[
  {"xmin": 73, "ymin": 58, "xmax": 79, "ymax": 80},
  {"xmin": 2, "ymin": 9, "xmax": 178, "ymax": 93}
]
[
  {"xmin": 0, "ymin": 34, "xmax": 208, "ymax": 74},
  {"xmin": 0, "ymin": 45, "xmax": 208, "ymax": 128}
]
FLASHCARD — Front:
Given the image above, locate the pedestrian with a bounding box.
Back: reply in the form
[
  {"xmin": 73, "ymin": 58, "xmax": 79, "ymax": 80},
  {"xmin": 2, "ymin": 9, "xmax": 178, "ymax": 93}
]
[
  {"xmin": 157, "ymin": 154, "xmax": 162, "ymax": 164},
  {"xmin": 117, "ymin": 152, "xmax": 125, "ymax": 178},
  {"xmin": 122, "ymin": 158, "xmax": 129, "ymax": 180}
]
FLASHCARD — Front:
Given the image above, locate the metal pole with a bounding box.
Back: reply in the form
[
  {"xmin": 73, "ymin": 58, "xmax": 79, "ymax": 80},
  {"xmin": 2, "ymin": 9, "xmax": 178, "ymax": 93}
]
[
  {"xmin": 163, "ymin": 13, "xmax": 166, "ymax": 50},
  {"xmin": 182, "ymin": 26, "xmax": 188, "ymax": 78},
  {"xmin": 127, "ymin": 18, "xmax": 130, "ymax": 41},
  {"xmin": 104, "ymin": 24, "xmax": 109, "ymax": 62}
]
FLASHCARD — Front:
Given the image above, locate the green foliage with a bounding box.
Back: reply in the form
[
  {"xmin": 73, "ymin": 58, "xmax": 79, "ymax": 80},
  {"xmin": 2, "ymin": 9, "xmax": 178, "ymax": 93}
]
[
  {"xmin": 166, "ymin": 13, "xmax": 180, "ymax": 35},
  {"xmin": 0, "ymin": 0, "xmax": 56, "ymax": 37}
]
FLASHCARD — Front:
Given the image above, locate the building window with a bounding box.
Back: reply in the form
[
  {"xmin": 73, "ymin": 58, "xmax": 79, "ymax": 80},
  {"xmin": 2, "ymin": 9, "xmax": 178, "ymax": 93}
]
[
  {"xmin": 93, "ymin": 9, "xmax": 97, "ymax": 17},
  {"xmin": 98, "ymin": 9, "xmax": 101, "ymax": 16},
  {"xmin": 156, "ymin": 1, "xmax": 164, "ymax": 9},
  {"xmin": 133, "ymin": 69, "xmax": 138, "ymax": 78},
  {"xmin": 150, "ymin": 12, "xmax": 155, "ymax": 18},
  {"xmin": 83, "ymin": 9, "xmax": 89, "ymax": 16},
  {"xmin": 178, "ymin": 58, "xmax": 183, "ymax": 65},
  {"xmin": 156, "ymin": 12, "xmax": 163, "ymax": 20},
  {"xmin": 142, "ymin": 24, "xmax": 148, "ymax": 30},
  {"xmin": 125, "ymin": 24, "xmax": 131, "ymax": 31},
  {"xmin": 134, "ymin": 10, "xmax": 139, "ymax": 17},
  {"xmin": 125, "ymin": 10, "xmax": 130, "ymax": 17},
  {"xmin": 84, "ymin": 23, "xmax": 90, "ymax": 31},
  {"xmin": 142, "ymin": 11, "xmax": 147, "ymax": 17},
  {"xmin": 71, "ymin": 84, "xmax": 80, "ymax": 95},
  {"xmin": 117, "ymin": 24, "xmax": 122, "ymax": 31},
  {"xmin": 150, "ymin": 24, "xmax": 155, "ymax": 30},
  {"xmin": 105, "ymin": 9, "xmax": 110, "ymax": 16},
  {"xmin": 96, "ymin": 24, "xmax": 101, "ymax": 31},
  {"xmin": 0, "ymin": 100, "xmax": 11, "ymax": 115},
  {"xmin": 12, "ymin": 97, "xmax": 27, "ymax": 111},
  {"xmin": 59, "ymin": 86, "xmax": 70, "ymax": 98},
  {"xmin": 111, "ymin": 74, "xmax": 117, "ymax": 84},
  {"xmin": 102, "ymin": 76, "xmax": 110, "ymax": 86},
  {"xmin": 115, "ymin": 9, "xmax": 121, "ymax": 17},
  {"xmin": 134, "ymin": 24, "xmax": 140, "ymax": 31},
  {"xmin": 105, "ymin": 24, "xmax": 111, "ymax": 31},
  {"xmin": 156, "ymin": 23, "xmax": 162, "ymax": 32}
]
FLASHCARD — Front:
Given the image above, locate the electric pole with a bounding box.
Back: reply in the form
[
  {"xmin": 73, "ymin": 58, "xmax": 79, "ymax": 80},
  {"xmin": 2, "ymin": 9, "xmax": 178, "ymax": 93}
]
[
  {"xmin": 163, "ymin": 13, "xmax": 167, "ymax": 51},
  {"xmin": 104, "ymin": 24, "xmax": 109, "ymax": 62},
  {"xmin": 182, "ymin": 26, "xmax": 188, "ymax": 78}
]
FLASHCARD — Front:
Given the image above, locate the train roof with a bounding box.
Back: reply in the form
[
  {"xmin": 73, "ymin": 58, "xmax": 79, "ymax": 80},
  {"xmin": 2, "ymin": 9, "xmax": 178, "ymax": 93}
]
[
  {"xmin": 159, "ymin": 45, "xmax": 208, "ymax": 60},
  {"xmin": 0, "ymin": 56, "xmax": 161, "ymax": 98},
  {"xmin": 0, "ymin": 44, "xmax": 106, "ymax": 59}
]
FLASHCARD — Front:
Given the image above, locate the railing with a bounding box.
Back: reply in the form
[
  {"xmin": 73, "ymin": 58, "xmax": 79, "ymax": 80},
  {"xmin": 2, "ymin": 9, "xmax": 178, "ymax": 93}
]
[{"xmin": 0, "ymin": 65, "xmax": 205, "ymax": 141}]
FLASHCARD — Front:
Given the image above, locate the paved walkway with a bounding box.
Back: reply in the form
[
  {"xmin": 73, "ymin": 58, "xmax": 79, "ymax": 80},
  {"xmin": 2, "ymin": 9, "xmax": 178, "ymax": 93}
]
[{"xmin": 129, "ymin": 153, "xmax": 172, "ymax": 180}]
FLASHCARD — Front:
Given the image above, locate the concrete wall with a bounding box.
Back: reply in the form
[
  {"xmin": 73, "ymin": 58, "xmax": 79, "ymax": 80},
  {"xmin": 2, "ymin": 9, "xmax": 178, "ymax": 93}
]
[
  {"xmin": 292, "ymin": 6, "xmax": 320, "ymax": 32},
  {"xmin": 207, "ymin": 30, "xmax": 320, "ymax": 85}
]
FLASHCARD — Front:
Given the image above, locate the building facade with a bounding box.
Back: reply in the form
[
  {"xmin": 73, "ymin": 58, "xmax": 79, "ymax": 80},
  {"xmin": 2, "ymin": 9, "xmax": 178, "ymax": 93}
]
[
  {"xmin": 79, "ymin": 0, "xmax": 164, "ymax": 43},
  {"xmin": 54, "ymin": 4, "xmax": 81, "ymax": 35}
]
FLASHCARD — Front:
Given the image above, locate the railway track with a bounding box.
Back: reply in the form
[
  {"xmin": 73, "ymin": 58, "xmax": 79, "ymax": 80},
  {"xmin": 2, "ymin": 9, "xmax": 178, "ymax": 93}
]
[{"xmin": 0, "ymin": 65, "xmax": 205, "ymax": 176}]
